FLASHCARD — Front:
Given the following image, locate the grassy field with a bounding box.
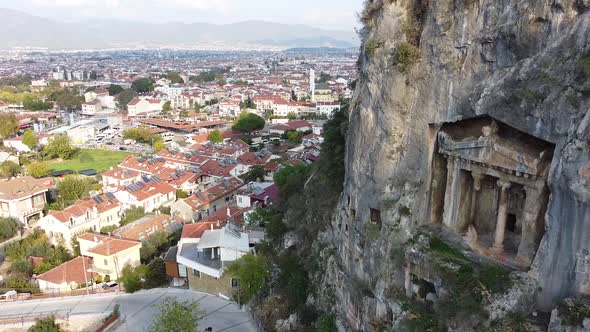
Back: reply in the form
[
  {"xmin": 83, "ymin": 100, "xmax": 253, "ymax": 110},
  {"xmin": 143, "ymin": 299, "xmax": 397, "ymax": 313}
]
[{"xmin": 48, "ymin": 149, "xmax": 136, "ymax": 172}]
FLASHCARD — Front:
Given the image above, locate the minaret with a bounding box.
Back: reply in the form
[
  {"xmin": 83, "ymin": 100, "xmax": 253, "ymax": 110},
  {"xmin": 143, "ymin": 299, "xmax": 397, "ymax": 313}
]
[{"xmin": 310, "ymin": 68, "xmax": 316, "ymax": 102}]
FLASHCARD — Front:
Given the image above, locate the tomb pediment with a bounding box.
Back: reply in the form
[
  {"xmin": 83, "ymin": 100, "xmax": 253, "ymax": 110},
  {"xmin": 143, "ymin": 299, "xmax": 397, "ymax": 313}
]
[{"xmin": 437, "ymin": 117, "xmax": 553, "ymax": 178}]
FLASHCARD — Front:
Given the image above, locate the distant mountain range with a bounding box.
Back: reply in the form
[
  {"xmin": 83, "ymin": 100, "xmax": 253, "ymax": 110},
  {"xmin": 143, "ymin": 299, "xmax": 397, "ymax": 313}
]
[{"xmin": 0, "ymin": 8, "xmax": 358, "ymax": 51}]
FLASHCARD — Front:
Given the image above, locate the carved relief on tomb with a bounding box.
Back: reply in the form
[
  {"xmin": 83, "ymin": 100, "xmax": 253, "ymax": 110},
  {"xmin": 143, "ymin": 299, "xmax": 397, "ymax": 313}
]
[{"xmin": 429, "ymin": 116, "xmax": 555, "ymax": 270}]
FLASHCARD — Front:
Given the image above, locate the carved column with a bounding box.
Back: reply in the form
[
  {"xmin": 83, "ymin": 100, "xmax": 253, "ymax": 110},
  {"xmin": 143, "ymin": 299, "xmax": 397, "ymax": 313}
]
[
  {"xmin": 404, "ymin": 263, "xmax": 412, "ymax": 297},
  {"xmin": 468, "ymin": 172, "xmax": 483, "ymax": 228},
  {"xmin": 443, "ymin": 157, "xmax": 461, "ymax": 228},
  {"xmin": 492, "ymin": 180, "xmax": 512, "ymax": 253},
  {"xmin": 516, "ymin": 184, "xmax": 545, "ymax": 265}
]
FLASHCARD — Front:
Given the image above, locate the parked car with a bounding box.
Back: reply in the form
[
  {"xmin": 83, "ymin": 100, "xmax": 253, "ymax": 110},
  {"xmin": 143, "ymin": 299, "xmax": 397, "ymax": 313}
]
[{"xmin": 102, "ymin": 281, "xmax": 118, "ymax": 289}]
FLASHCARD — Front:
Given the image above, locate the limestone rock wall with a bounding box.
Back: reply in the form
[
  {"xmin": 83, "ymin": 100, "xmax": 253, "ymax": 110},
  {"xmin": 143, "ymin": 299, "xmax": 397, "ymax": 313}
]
[{"xmin": 333, "ymin": 0, "xmax": 590, "ymax": 329}]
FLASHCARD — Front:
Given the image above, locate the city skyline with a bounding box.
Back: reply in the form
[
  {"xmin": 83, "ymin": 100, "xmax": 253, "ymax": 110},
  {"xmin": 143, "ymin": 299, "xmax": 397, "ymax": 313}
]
[{"xmin": 0, "ymin": 0, "xmax": 363, "ymax": 31}]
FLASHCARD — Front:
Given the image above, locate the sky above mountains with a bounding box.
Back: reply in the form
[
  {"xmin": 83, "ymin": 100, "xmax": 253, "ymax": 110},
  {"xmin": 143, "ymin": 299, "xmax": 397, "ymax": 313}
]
[{"xmin": 0, "ymin": 0, "xmax": 363, "ymax": 31}]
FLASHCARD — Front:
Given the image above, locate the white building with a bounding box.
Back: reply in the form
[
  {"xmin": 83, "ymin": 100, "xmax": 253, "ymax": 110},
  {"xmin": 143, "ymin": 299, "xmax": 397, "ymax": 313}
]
[
  {"xmin": 38, "ymin": 194, "xmax": 123, "ymax": 251},
  {"xmin": 127, "ymin": 98, "xmax": 164, "ymax": 117},
  {"xmin": 316, "ymin": 102, "xmax": 341, "ymax": 117}
]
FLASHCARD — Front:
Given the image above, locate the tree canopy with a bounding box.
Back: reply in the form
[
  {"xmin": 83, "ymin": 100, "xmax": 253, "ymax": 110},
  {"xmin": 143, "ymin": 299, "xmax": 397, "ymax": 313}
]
[
  {"xmin": 123, "ymin": 126, "xmax": 157, "ymax": 144},
  {"xmin": 232, "ymin": 112, "xmax": 265, "ymax": 134},
  {"xmin": 56, "ymin": 175, "xmax": 89, "ymax": 202},
  {"xmin": 131, "ymin": 78, "xmax": 154, "ymax": 93},
  {"xmin": 0, "ymin": 113, "xmax": 18, "ymax": 138},
  {"xmin": 207, "ymin": 129, "xmax": 223, "ymax": 143},
  {"xmin": 162, "ymin": 101, "xmax": 171, "ymax": 113},
  {"xmin": 43, "ymin": 135, "xmax": 77, "ymax": 160},
  {"xmin": 148, "ymin": 297, "xmax": 205, "ymax": 332},
  {"xmin": 115, "ymin": 89, "xmax": 138, "ymax": 110},
  {"xmin": 226, "ymin": 253, "xmax": 269, "ymax": 304},
  {"xmin": 0, "ymin": 217, "xmax": 19, "ymax": 242},
  {"xmin": 27, "ymin": 162, "xmax": 49, "ymax": 178},
  {"xmin": 152, "ymin": 138, "xmax": 165, "ymax": 152},
  {"xmin": 166, "ymin": 72, "xmax": 184, "ymax": 84},
  {"xmin": 22, "ymin": 129, "xmax": 38, "ymax": 149},
  {"xmin": 107, "ymin": 84, "xmax": 124, "ymax": 96},
  {"xmin": 0, "ymin": 161, "xmax": 21, "ymax": 178}
]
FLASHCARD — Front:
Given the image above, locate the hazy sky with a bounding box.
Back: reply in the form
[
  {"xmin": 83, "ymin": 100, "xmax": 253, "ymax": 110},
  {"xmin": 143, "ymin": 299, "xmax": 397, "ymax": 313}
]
[{"xmin": 0, "ymin": 0, "xmax": 363, "ymax": 31}]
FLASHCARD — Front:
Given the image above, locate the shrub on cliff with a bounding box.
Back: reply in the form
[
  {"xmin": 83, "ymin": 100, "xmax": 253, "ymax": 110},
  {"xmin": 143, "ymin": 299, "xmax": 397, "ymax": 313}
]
[{"xmin": 394, "ymin": 42, "xmax": 421, "ymax": 72}]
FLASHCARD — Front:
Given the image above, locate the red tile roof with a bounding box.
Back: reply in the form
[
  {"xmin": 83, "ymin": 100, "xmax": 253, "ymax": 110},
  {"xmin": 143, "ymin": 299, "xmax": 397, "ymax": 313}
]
[
  {"xmin": 181, "ymin": 221, "xmax": 223, "ymax": 239},
  {"xmin": 79, "ymin": 233, "xmax": 141, "ymax": 256},
  {"xmin": 37, "ymin": 256, "xmax": 95, "ymax": 286}
]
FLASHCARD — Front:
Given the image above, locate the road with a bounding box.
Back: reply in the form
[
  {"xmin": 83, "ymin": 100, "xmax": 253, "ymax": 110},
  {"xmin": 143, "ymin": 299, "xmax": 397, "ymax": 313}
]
[{"xmin": 0, "ymin": 288, "xmax": 256, "ymax": 332}]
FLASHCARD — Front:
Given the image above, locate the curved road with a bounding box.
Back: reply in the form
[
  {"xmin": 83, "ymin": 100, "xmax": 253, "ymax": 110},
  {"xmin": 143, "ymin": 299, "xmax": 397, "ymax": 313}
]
[{"xmin": 0, "ymin": 288, "xmax": 256, "ymax": 332}]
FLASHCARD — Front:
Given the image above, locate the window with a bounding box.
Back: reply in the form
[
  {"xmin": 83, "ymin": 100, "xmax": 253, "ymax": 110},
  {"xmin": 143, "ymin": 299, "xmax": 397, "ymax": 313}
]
[
  {"xmin": 0, "ymin": 202, "xmax": 8, "ymax": 212},
  {"xmin": 104, "ymin": 259, "xmax": 108, "ymax": 266},
  {"xmin": 192, "ymin": 269, "xmax": 200, "ymax": 277},
  {"xmin": 370, "ymin": 208, "xmax": 381, "ymax": 227},
  {"xmin": 231, "ymin": 278, "xmax": 239, "ymax": 288}
]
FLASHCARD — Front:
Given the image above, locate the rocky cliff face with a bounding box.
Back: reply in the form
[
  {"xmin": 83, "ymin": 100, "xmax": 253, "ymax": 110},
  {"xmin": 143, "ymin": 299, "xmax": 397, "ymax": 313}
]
[{"xmin": 326, "ymin": 0, "xmax": 590, "ymax": 330}]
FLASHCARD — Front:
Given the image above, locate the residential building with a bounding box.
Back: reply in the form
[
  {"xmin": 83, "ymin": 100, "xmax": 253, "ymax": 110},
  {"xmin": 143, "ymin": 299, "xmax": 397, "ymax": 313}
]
[
  {"xmin": 175, "ymin": 223, "xmax": 250, "ymax": 297},
  {"xmin": 101, "ymin": 168, "xmax": 142, "ymax": 192},
  {"xmin": 81, "ymin": 100, "xmax": 102, "ymax": 115},
  {"xmin": 0, "ymin": 176, "xmax": 52, "ymax": 226},
  {"xmin": 236, "ymin": 182, "xmax": 279, "ymax": 209},
  {"xmin": 113, "ymin": 179, "xmax": 176, "ymax": 213},
  {"xmin": 37, "ymin": 256, "xmax": 96, "ymax": 293},
  {"xmin": 38, "ymin": 194, "xmax": 122, "ymax": 250},
  {"xmin": 218, "ymin": 100, "xmax": 241, "ymax": 117},
  {"xmin": 171, "ymin": 177, "xmax": 244, "ymax": 222},
  {"xmin": 127, "ymin": 98, "xmax": 163, "ymax": 117},
  {"xmin": 77, "ymin": 233, "xmax": 142, "ymax": 279},
  {"xmin": 316, "ymin": 102, "xmax": 341, "ymax": 117},
  {"xmin": 112, "ymin": 214, "xmax": 181, "ymax": 241},
  {"xmin": 4, "ymin": 134, "xmax": 50, "ymax": 153},
  {"xmin": 68, "ymin": 125, "xmax": 96, "ymax": 145}
]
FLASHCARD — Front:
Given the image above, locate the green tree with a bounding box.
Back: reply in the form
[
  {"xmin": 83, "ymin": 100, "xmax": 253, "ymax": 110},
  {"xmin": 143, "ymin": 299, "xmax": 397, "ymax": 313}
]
[
  {"xmin": 119, "ymin": 263, "xmax": 144, "ymax": 293},
  {"xmin": 240, "ymin": 165, "xmax": 264, "ymax": 183},
  {"xmin": 145, "ymin": 258, "xmax": 168, "ymax": 288},
  {"xmin": 107, "ymin": 84, "xmax": 124, "ymax": 96},
  {"xmin": 131, "ymin": 78, "xmax": 154, "ymax": 93},
  {"xmin": 287, "ymin": 130, "xmax": 303, "ymax": 144},
  {"xmin": 317, "ymin": 314, "xmax": 337, "ymax": 332},
  {"xmin": 148, "ymin": 297, "xmax": 205, "ymax": 332},
  {"xmin": 51, "ymin": 89, "xmax": 83, "ymax": 110},
  {"xmin": 194, "ymin": 103, "xmax": 201, "ymax": 112},
  {"xmin": 207, "ymin": 129, "xmax": 223, "ymax": 143},
  {"xmin": 291, "ymin": 90, "xmax": 298, "ymax": 101},
  {"xmin": 0, "ymin": 113, "xmax": 18, "ymax": 138},
  {"xmin": 22, "ymin": 129, "xmax": 38, "ymax": 149},
  {"xmin": 27, "ymin": 162, "xmax": 49, "ymax": 178},
  {"xmin": 232, "ymin": 112, "xmax": 265, "ymax": 134},
  {"xmin": 57, "ymin": 175, "xmax": 89, "ymax": 202},
  {"xmin": 152, "ymin": 138, "xmax": 165, "ymax": 152},
  {"xmin": 0, "ymin": 161, "xmax": 21, "ymax": 178},
  {"xmin": 278, "ymin": 255, "xmax": 308, "ymax": 309},
  {"xmin": 0, "ymin": 217, "xmax": 19, "ymax": 241},
  {"xmin": 274, "ymin": 164, "xmax": 311, "ymax": 199},
  {"xmin": 100, "ymin": 225, "xmax": 118, "ymax": 234},
  {"xmin": 287, "ymin": 112, "xmax": 297, "ymax": 120},
  {"xmin": 43, "ymin": 135, "xmax": 77, "ymax": 160},
  {"xmin": 123, "ymin": 126, "xmax": 155, "ymax": 144},
  {"xmin": 29, "ymin": 315, "xmax": 61, "ymax": 332},
  {"xmin": 116, "ymin": 89, "xmax": 138, "ymax": 110},
  {"xmin": 166, "ymin": 73, "xmax": 184, "ymax": 84},
  {"xmin": 162, "ymin": 101, "xmax": 172, "ymax": 113},
  {"xmin": 175, "ymin": 189, "xmax": 189, "ymax": 199},
  {"xmin": 226, "ymin": 254, "xmax": 269, "ymax": 304},
  {"xmin": 140, "ymin": 231, "xmax": 170, "ymax": 262},
  {"xmin": 316, "ymin": 106, "xmax": 349, "ymax": 192},
  {"xmin": 121, "ymin": 206, "xmax": 146, "ymax": 226}
]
